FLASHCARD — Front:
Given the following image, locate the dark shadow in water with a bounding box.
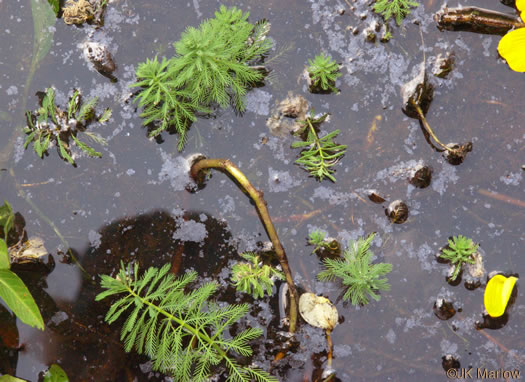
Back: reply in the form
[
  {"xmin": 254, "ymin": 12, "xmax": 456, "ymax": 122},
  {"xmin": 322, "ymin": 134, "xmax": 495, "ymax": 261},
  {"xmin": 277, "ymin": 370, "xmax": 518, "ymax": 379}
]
[{"xmin": 45, "ymin": 209, "xmax": 285, "ymax": 381}]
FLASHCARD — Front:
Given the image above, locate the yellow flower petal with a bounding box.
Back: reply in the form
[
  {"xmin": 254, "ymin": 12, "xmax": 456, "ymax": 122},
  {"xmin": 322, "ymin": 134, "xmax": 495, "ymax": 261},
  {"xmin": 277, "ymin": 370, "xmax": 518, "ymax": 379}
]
[
  {"xmin": 498, "ymin": 28, "xmax": 525, "ymax": 72},
  {"xmin": 517, "ymin": 0, "xmax": 525, "ymax": 20},
  {"xmin": 484, "ymin": 275, "xmax": 518, "ymax": 317},
  {"xmin": 517, "ymin": 0, "xmax": 525, "ymax": 13}
]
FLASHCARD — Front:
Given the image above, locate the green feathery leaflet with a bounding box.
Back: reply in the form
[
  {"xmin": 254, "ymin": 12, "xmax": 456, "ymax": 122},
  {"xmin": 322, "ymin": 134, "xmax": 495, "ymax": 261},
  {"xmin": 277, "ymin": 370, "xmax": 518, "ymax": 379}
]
[
  {"xmin": 96, "ymin": 262, "xmax": 277, "ymax": 382},
  {"xmin": 440, "ymin": 235, "xmax": 478, "ymax": 281},
  {"xmin": 292, "ymin": 111, "xmax": 347, "ymax": 182},
  {"xmin": 131, "ymin": 5, "xmax": 271, "ymax": 150},
  {"xmin": 317, "ymin": 233, "xmax": 392, "ymax": 305}
]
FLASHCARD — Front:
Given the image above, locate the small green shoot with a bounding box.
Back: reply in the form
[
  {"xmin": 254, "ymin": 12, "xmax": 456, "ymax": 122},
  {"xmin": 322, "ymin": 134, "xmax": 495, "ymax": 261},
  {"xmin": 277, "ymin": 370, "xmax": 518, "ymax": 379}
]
[
  {"xmin": 231, "ymin": 252, "xmax": 285, "ymax": 298},
  {"xmin": 317, "ymin": 233, "xmax": 392, "ymax": 305},
  {"xmin": 292, "ymin": 111, "xmax": 347, "ymax": 182},
  {"xmin": 440, "ymin": 235, "xmax": 478, "ymax": 281},
  {"xmin": 24, "ymin": 88, "xmax": 109, "ymax": 165},
  {"xmin": 307, "ymin": 53, "xmax": 341, "ymax": 93},
  {"xmin": 372, "ymin": 0, "xmax": 419, "ymax": 26},
  {"xmin": 308, "ymin": 230, "xmax": 330, "ymax": 254}
]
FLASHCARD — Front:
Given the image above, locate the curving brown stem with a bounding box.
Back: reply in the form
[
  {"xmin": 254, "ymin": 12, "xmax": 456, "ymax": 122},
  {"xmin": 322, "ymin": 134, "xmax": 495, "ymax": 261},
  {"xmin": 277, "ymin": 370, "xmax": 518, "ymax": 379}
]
[
  {"xmin": 190, "ymin": 158, "xmax": 299, "ymax": 333},
  {"xmin": 410, "ymin": 100, "xmax": 452, "ymax": 153}
]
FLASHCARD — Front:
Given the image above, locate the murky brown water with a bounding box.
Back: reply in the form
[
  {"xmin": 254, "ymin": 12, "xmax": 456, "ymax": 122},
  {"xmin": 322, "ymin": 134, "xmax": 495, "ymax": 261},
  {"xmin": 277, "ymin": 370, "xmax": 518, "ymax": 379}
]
[{"xmin": 0, "ymin": 0, "xmax": 524, "ymax": 381}]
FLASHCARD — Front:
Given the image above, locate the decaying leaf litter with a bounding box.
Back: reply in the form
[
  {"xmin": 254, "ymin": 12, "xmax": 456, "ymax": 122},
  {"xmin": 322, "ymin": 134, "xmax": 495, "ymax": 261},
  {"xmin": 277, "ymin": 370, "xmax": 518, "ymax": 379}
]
[{"xmin": 0, "ymin": 0, "xmax": 524, "ymax": 380}]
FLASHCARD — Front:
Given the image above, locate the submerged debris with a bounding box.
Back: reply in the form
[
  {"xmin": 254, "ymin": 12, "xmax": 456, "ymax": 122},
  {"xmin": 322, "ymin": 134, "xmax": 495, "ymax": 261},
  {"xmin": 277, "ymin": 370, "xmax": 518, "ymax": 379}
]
[
  {"xmin": 266, "ymin": 93, "xmax": 309, "ymax": 136},
  {"xmin": 408, "ymin": 164, "xmax": 432, "ymax": 188},
  {"xmin": 443, "ymin": 142, "xmax": 473, "ymax": 165},
  {"xmin": 442, "ymin": 354, "xmax": 460, "ymax": 372},
  {"xmin": 299, "ymin": 293, "xmax": 338, "ymax": 330},
  {"xmin": 63, "ymin": 0, "xmax": 94, "ymax": 25},
  {"xmin": 435, "ymin": 6, "xmax": 524, "ymax": 36},
  {"xmin": 433, "ymin": 298, "xmax": 456, "ymax": 320},
  {"xmin": 366, "ymin": 189, "xmax": 387, "ymax": 204},
  {"xmin": 63, "ymin": 0, "xmax": 107, "ymax": 26},
  {"xmin": 401, "ymin": 62, "xmax": 434, "ymax": 119},
  {"xmin": 385, "ymin": 200, "xmax": 409, "ymax": 224},
  {"xmin": 463, "ymin": 249, "xmax": 486, "ymax": 290},
  {"xmin": 83, "ymin": 41, "xmax": 116, "ymax": 75},
  {"xmin": 9, "ymin": 237, "xmax": 48, "ymax": 264},
  {"xmin": 432, "ymin": 52, "xmax": 455, "ymax": 78}
]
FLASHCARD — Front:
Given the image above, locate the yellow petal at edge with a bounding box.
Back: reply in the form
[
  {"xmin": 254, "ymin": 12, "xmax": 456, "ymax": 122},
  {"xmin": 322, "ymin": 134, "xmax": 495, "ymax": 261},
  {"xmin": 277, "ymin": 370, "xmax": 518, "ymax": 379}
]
[
  {"xmin": 517, "ymin": 0, "xmax": 525, "ymax": 14},
  {"xmin": 484, "ymin": 275, "xmax": 518, "ymax": 317},
  {"xmin": 498, "ymin": 28, "xmax": 525, "ymax": 72}
]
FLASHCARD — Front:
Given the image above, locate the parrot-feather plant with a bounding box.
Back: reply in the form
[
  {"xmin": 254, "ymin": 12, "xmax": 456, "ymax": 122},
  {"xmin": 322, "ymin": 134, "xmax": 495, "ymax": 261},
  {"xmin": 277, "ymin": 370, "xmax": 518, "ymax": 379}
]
[
  {"xmin": 24, "ymin": 87, "xmax": 109, "ymax": 165},
  {"xmin": 131, "ymin": 5, "xmax": 271, "ymax": 150},
  {"xmin": 317, "ymin": 233, "xmax": 392, "ymax": 305},
  {"xmin": 96, "ymin": 262, "xmax": 277, "ymax": 382},
  {"xmin": 231, "ymin": 252, "xmax": 285, "ymax": 299},
  {"xmin": 373, "ymin": 0, "xmax": 419, "ymax": 26},
  {"xmin": 440, "ymin": 235, "xmax": 478, "ymax": 281},
  {"xmin": 292, "ymin": 111, "xmax": 347, "ymax": 182},
  {"xmin": 306, "ymin": 53, "xmax": 341, "ymax": 93}
]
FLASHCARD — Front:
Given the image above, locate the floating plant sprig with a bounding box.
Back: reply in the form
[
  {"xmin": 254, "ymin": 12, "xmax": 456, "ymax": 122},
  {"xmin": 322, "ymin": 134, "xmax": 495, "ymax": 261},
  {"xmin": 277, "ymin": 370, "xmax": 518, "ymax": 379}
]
[
  {"xmin": 231, "ymin": 252, "xmax": 285, "ymax": 299},
  {"xmin": 130, "ymin": 56, "xmax": 205, "ymax": 150},
  {"xmin": 440, "ymin": 235, "xmax": 478, "ymax": 281},
  {"xmin": 97, "ymin": 262, "xmax": 277, "ymax": 382},
  {"xmin": 24, "ymin": 87, "xmax": 110, "ymax": 165},
  {"xmin": 373, "ymin": 0, "xmax": 419, "ymax": 26},
  {"xmin": 308, "ymin": 230, "xmax": 329, "ymax": 254},
  {"xmin": 317, "ymin": 233, "xmax": 392, "ymax": 305},
  {"xmin": 171, "ymin": 6, "xmax": 271, "ymax": 110},
  {"xmin": 306, "ymin": 53, "xmax": 341, "ymax": 93},
  {"xmin": 292, "ymin": 111, "xmax": 347, "ymax": 182},
  {"xmin": 131, "ymin": 5, "xmax": 271, "ymax": 150}
]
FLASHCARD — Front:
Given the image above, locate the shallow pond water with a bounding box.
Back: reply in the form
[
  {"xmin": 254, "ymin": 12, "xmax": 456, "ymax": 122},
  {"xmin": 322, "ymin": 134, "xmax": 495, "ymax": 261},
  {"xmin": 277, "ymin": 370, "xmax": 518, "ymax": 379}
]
[{"xmin": 1, "ymin": 0, "xmax": 524, "ymax": 381}]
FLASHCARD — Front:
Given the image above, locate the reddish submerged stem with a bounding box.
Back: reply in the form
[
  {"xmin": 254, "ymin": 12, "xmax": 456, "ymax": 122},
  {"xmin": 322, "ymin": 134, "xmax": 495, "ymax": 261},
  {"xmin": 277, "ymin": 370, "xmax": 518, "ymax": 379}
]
[{"xmin": 190, "ymin": 158, "xmax": 299, "ymax": 333}]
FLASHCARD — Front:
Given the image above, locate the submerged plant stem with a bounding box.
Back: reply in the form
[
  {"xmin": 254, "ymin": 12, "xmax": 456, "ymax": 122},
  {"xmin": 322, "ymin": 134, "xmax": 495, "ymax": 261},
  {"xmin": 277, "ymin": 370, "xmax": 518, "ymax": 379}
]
[
  {"xmin": 326, "ymin": 328, "xmax": 334, "ymax": 369},
  {"xmin": 190, "ymin": 158, "xmax": 299, "ymax": 333},
  {"xmin": 410, "ymin": 100, "xmax": 451, "ymax": 152}
]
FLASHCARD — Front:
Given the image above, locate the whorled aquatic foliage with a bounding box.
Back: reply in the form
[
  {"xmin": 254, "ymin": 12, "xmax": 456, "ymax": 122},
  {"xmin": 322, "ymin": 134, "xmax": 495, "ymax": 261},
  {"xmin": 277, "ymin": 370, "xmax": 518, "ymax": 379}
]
[
  {"xmin": 96, "ymin": 262, "xmax": 277, "ymax": 382},
  {"xmin": 131, "ymin": 57, "xmax": 205, "ymax": 150},
  {"xmin": 306, "ymin": 52, "xmax": 341, "ymax": 93},
  {"xmin": 171, "ymin": 6, "xmax": 271, "ymax": 110},
  {"xmin": 131, "ymin": 6, "xmax": 271, "ymax": 150},
  {"xmin": 317, "ymin": 233, "xmax": 392, "ymax": 305}
]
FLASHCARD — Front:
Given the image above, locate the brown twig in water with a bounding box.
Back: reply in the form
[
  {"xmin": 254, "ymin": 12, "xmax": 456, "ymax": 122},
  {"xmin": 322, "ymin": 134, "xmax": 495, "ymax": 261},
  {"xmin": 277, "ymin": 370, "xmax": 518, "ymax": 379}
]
[
  {"xmin": 435, "ymin": 7, "xmax": 524, "ymax": 35},
  {"xmin": 478, "ymin": 329, "xmax": 525, "ymax": 364},
  {"xmin": 326, "ymin": 329, "xmax": 334, "ymax": 370},
  {"xmin": 190, "ymin": 158, "xmax": 299, "ymax": 333},
  {"xmin": 411, "ymin": 100, "xmax": 450, "ymax": 152},
  {"xmin": 479, "ymin": 189, "xmax": 525, "ymax": 209}
]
